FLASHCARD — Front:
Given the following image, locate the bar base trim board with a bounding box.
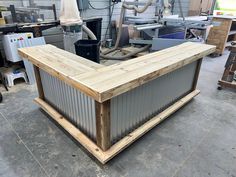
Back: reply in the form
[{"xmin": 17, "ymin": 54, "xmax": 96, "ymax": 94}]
[{"xmin": 34, "ymin": 89, "xmax": 200, "ymax": 164}]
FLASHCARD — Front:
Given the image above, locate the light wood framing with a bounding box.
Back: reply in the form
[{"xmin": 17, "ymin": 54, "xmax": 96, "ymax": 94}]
[
  {"xmin": 219, "ymin": 80, "xmax": 236, "ymax": 89},
  {"xmin": 192, "ymin": 59, "xmax": 203, "ymax": 90},
  {"xmin": 206, "ymin": 17, "xmax": 236, "ymax": 55},
  {"xmin": 33, "ymin": 66, "xmax": 44, "ymax": 99},
  {"xmin": 95, "ymin": 101, "xmax": 111, "ymax": 151}
]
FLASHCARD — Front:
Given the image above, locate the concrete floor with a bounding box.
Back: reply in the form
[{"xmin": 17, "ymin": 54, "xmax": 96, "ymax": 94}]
[{"xmin": 0, "ymin": 51, "xmax": 236, "ymax": 177}]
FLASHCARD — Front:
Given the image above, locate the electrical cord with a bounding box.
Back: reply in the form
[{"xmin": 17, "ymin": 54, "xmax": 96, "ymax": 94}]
[{"xmin": 88, "ymin": 0, "xmax": 117, "ymax": 10}]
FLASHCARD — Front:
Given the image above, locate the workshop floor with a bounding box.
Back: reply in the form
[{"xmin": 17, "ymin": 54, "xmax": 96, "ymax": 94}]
[{"xmin": 0, "ymin": 51, "xmax": 236, "ymax": 177}]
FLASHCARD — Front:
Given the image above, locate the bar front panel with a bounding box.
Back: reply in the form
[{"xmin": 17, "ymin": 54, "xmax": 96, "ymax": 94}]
[
  {"xmin": 39, "ymin": 70, "xmax": 97, "ymax": 141},
  {"xmin": 110, "ymin": 61, "xmax": 198, "ymax": 143}
]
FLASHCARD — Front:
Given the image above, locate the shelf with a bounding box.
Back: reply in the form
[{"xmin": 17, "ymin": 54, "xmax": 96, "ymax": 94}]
[
  {"xmin": 226, "ymin": 41, "xmax": 232, "ymax": 47},
  {"xmin": 219, "ymin": 80, "xmax": 236, "ymax": 89},
  {"xmin": 228, "ymin": 30, "xmax": 236, "ymax": 35}
]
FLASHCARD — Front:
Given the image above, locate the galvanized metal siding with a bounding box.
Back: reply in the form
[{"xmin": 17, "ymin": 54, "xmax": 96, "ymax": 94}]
[
  {"xmin": 39, "ymin": 70, "xmax": 97, "ymax": 141},
  {"xmin": 18, "ymin": 37, "xmax": 46, "ymax": 85},
  {"xmin": 110, "ymin": 61, "xmax": 198, "ymax": 143}
]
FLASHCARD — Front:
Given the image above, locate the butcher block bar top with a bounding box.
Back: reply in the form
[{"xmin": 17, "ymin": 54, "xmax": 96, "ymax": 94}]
[
  {"xmin": 18, "ymin": 42, "xmax": 216, "ymax": 103},
  {"xmin": 18, "ymin": 42, "xmax": 216, "ymax": 164}
]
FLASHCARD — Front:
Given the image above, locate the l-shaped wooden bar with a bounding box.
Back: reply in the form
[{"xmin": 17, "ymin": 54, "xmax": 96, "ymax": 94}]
[{"xmin": 18, "ymin": 42, "xmax": 216, "ymax": 164}]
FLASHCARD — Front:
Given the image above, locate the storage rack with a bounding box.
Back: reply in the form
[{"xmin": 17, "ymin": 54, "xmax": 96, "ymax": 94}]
[
  {"xmin": 207, "ymin": 16, "xmax": 236, "ymax": 56},
  {"xmin": 218, "ymin": 45, "xmax": 236, "ymax": 90}
]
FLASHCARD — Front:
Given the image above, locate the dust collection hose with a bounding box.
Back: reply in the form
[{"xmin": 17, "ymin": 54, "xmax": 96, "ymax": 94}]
[
  {"xmin": 101, "ymin": 0, "xmax": 153, "ymax": 60},
  {"xmin": 83, "ymin": 22, "xmax": 151, "ymax": 60},
  {"xmin": 82, "ymin": 25, "xmax": 97, "ymax": 40}
]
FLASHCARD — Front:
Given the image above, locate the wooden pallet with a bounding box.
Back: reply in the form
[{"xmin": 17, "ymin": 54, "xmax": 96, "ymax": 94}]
[
  {"xmin": 218, "ymin": 80, "xmax": 236, "ymax": 89},
  {"xmin": 218, "ymin": 46, "xmax": 236, "ymax": 90}
]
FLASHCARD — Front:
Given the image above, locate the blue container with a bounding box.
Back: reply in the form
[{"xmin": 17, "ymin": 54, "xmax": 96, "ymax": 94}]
[
  {"xmin": 159, "ymin": 31, "xmax": 185, "ymax": 39},
  {"xmin": 158, "ymin": 26, "xmax": 185, "ymax": 39}
]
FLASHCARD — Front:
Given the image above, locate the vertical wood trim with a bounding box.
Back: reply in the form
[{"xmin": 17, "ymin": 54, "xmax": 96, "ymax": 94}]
[
  {"xmin": 192, "ymin": 59, "xmax": 203, "ymax": 90},
  {"xmin": 222, "ymin": 19, "xmax": 233, "ymax": 53},
  {"xmin": 33, "ymin": 66, "xmax": 45, "ymax": 99},
  {"xmin": 95, "ymin": 100, "xmax": 111, "ymax": 151}
]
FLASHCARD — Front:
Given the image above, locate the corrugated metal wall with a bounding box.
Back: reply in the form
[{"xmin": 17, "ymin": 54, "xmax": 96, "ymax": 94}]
[
  {"xmin": 110, "ymin": 61, "xmax": 197, "ymax": 143},
  {"xmin": 40, "ymin": 69, "xmax": 97, "ymax": 141}
]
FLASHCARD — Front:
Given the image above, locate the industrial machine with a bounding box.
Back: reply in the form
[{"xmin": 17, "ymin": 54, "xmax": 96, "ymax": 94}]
[
  {"xmin": 99, "ymin": 0, "xmax": 219, "ymax": 60},
  {"xmin": 60, "ymin": 0, "xmax": 101, "ymax": 56},
  {"xmin": 123, "ymin": 0, "xmax": 219, "ymax": 52},
  {"xmin": 58, "ymin": 0, "xmax": 219, "ymax": 60},
  {"xmin": 129, "ymin": 15, "xmax": 216, "ymax": 51},
  {"xmin": 2, "ymin": 33, "xmax": 33, "ymax": 62}
]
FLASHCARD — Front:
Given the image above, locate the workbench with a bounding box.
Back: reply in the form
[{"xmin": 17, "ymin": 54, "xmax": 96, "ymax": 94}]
[
  {"xmin": 18, "ymin": 42, "xmax": 215, "ymax": 164},
  {"xmin": 0, "ymin": 21, "xmax": 59, "ymax": 36}
]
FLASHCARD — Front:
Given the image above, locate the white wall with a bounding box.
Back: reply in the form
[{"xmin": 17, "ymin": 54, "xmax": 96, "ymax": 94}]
[{"xmin": 173, "ymin": 0, "xmax": 190, "ymax": 17}]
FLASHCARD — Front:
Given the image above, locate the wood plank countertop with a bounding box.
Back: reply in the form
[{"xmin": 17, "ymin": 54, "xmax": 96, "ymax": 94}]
[{"xmin": 18, "ymin": 42, "xmax": 216, "ymax": 102}]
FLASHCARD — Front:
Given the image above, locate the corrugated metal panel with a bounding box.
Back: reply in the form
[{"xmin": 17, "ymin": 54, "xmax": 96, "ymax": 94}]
[
  {"xmin": 18, "ymin": 37, "xmax": 46, "ymax": 85},
  {"xmin": 39, "ymin": 69, "xmax": 97, "ymax": 141},
  {"xmin": 110, "ymin": 61, "xmax": 198, "ymax": 143}
]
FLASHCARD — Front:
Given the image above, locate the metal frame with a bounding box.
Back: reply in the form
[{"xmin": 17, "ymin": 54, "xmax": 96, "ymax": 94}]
[{"xmin": 123, "ymin": 1, "xmax": 219, "ymax": 50}]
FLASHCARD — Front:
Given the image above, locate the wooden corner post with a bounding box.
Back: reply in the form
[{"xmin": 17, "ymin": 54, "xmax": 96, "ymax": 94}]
[
  {"xmin": 192, "ymin": 59, "xmax": 203, "ymax": 90},
  {"xmin": 33, "ymin": 66, "xmax": 45, "ymax": 99},
  {"xmin": 95, "ymin": 100, "xmax": 111, "ymax": 151}
]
